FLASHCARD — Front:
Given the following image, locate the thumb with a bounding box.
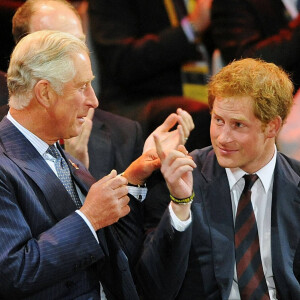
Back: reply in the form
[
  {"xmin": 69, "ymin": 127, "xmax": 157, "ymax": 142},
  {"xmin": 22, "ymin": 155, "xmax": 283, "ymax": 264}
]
[{"xmin": 97, "ymin": 169, "xmax": 117, "ymax": 185}]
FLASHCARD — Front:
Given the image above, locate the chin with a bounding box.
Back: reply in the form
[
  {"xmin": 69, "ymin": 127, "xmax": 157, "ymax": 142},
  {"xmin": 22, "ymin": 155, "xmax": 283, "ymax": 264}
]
[{"xmin": 216, "ymin": 156, "xmax": 239, "ymax": 169}]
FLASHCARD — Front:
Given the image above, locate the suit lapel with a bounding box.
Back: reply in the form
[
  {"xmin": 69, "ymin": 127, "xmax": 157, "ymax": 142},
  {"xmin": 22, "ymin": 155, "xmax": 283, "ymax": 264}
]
[
  {"xmin": 271, "ymin": 154, "xmax": 300, "ymax": 297},
  {"xmin": 199, "ymin": 150, "xmax": 235, "ymax": 297},
  {"xmin": 0, "ymin": 118, "xmax": 77, "ymax": 221}
]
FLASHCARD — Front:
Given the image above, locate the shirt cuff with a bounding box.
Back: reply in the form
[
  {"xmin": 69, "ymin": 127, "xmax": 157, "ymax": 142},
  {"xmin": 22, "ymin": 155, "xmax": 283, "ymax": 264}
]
[
  {"xmin": 168, "ymin": 203, "xmax": 192, "ymax": 232},
  {"xmin": 128, "ymin": 186, "xmax": 147, "ymax": 202},
  {"xmin": 76, "ymin": 210, "xmax": 99, "ymax": 243}
]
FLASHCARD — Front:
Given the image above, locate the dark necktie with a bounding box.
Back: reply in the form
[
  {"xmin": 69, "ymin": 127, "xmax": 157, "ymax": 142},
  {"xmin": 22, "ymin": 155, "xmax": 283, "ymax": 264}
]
[
  {"xmin": 235, "ymin": 174, "xmax": 270, "ymax": 300},
  {"xmin": 47, "ymin": 144, "xmax": 82, "ymax": 209}
]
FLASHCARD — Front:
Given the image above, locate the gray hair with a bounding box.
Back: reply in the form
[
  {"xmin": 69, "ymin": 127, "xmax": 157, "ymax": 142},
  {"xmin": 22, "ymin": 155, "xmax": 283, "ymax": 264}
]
[{"xmin": 7, "ymin": 30, "xmax": 89, "ymax": 109}]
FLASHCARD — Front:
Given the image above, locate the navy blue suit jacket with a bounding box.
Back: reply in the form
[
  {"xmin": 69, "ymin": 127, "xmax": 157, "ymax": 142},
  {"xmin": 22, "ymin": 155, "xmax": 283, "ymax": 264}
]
[
  {"xmin": 144, "ymin": 146, "xmax": 300, "ymax": 299},
  {"xmin": 0, "ymin": 117, "xmax": 139, "ymax": 300}
]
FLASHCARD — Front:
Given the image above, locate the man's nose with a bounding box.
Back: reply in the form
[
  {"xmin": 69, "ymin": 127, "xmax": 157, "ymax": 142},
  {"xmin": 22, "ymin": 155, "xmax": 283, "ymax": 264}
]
[
  {"xmin": 217, "ymin": 125, "xmax": 233, "ymax": 144},
  {"xmin": 86, "ymin": 85, "xmax": 99, "ymax": 108}
]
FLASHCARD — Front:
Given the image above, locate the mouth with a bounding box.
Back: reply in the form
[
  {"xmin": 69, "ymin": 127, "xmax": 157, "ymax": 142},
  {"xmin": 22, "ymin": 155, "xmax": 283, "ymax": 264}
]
[
  {"xmin": 217, "ymin": 146, "xmax": 238, "ymax": 155},
  {"xmin": 77, "ymin": 116, "xmax": 85, "ymax": 123}
]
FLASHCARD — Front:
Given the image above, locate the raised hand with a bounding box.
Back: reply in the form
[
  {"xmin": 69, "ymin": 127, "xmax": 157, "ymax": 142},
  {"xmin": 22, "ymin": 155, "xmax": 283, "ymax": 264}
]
[
  {"xmin": 122, "ymin": 149, "xmax": 161, "ymax": 185},
  {"xmin": 143, "ymin": 108, "xmax": 194, "ymax": 154},
  {"xmin": 154, "ymin": 134, "xmax": 196, "ymax": 220},
  {"xmin": 80, "ymin": 169, "xmax": 130, "ymax": 231},
  {"xmin": 64, "ymin": 108, "xmax": 94, "ymax": 169}
]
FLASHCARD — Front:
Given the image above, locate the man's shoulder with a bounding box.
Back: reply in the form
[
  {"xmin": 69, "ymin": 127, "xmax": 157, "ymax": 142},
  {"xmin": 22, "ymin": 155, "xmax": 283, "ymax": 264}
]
[{"xmin": 277, "ymin": 152, "xmax": 300, "ymax": 176}]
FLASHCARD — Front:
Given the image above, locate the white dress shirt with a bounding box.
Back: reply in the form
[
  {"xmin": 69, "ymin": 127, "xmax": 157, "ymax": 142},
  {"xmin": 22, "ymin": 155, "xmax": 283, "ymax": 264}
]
[{"xmin": 227, "ymin": 146, "xmax": 277, "ymax": 300}]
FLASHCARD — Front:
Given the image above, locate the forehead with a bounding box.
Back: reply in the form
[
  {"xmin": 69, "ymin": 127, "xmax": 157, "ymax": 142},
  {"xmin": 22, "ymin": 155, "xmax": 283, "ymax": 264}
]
[
  {"xmin": 71, "ymin": 52, "xmax": 94, "ymax": 83},
  {"xmin": 212, "ymin": 96, "xmax": 255, "ymax": 118}
]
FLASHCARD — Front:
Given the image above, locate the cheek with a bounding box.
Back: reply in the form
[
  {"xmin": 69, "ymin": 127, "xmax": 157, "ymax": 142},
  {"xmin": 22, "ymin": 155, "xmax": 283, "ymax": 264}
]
[{"xmin": 210, "ymin": 124, "xmax": 217, "ymax": 138}]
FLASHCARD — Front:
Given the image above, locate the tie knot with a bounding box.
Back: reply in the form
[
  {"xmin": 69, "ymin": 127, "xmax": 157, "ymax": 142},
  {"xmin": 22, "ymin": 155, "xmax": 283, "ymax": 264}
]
[
  {"xmin": 46, "ymin": 144, "xmax": 61, "ymax": 159},
  {"xmin": 243, "ymin": 174, "xmax": 258, "ymax": 191}
]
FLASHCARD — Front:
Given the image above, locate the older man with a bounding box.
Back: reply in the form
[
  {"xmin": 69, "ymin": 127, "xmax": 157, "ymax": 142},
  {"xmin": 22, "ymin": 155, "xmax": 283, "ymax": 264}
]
[{"xmin": 0, "ymin": 30, "xmax": 192, "ymax": 299}]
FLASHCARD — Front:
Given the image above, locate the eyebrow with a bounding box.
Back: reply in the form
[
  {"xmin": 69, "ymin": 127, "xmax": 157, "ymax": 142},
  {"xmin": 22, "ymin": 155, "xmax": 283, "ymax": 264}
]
[
  {"xmin": 76, "ymin": 76, "xmax": 95, "ymax": 87},
  {"xmin": 212, "ymin": 110, "xmax": 248, "ymax": 122}
]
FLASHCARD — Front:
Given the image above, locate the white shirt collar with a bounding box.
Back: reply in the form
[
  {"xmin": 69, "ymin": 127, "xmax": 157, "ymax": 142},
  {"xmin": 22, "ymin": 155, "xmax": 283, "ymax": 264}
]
[
  {"xmin": 226, "ymin": 145, "xmax": 277, "ymax": 193},
  {"xmin": 7, "ymin": 111, "xmax": 50, "ymax": 156}
]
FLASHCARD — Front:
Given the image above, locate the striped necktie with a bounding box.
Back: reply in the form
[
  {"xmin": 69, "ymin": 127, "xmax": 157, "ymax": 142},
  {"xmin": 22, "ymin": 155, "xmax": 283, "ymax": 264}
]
[
  {"xmin": 47, "ymin": 144, "xmax": 82, "ymax": 209},
  {"xmin": 235, "ymin": 174, "xmax": 270, "ymax": 300}
]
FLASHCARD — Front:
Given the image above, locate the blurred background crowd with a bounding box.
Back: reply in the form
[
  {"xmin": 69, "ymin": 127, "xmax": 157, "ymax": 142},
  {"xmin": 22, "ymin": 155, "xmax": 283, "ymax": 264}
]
[{"xmin": 1, "ymin": 0, "xmax": 300, "ymax": 157}]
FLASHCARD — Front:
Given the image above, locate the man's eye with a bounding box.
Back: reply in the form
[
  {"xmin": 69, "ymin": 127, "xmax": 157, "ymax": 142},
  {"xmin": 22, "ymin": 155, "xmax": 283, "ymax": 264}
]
[
  {"xmin": 80, "ymin": 84, "xmax": 88, "ymax": 90},
  {"xmin": 215, "ymin": 118, "xmax": 223, "ymax": 124}
]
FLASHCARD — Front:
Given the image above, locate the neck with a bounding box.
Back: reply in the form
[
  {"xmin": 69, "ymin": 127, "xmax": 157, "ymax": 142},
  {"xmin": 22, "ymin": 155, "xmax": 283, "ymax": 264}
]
[{"xmin": 9, "ymin": 105, "xmax": 58, "ymax": 145}]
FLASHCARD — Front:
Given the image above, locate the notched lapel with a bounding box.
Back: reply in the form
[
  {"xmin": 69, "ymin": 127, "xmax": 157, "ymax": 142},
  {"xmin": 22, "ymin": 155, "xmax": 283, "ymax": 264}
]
[
  {"xmin": 0, "ymin": 118, "xmax": 77, "ymax": 221},
  {"xmin": 63, "ymin": 148, "xmax": 96, "ymax": 193},
  {"xmin": 199, "ymin": 150, "xmax": 235, "ymax": 296}
]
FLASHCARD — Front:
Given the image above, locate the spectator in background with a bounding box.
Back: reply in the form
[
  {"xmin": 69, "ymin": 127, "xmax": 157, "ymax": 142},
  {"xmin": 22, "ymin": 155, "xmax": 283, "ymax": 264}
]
[
  {"xmin": 88, "ymin": 0, "xmax": 213, "ymax": 150},
  {"xmin": 0, "ymin": 0, "xmax": 24, "ymax": 72},
  {"xmin": 211, "ymin": 0, "xmax": 300, "ymax": 91}
]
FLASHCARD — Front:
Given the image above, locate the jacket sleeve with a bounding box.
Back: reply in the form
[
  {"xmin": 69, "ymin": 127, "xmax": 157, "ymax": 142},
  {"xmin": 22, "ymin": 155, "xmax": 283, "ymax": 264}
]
[
  {"xmin": 0, "ymin": 170, "xmax": 104, "ymax": 297},
  {"xmin": 135, "ymin": 208, "xmax": 192, "ymax": 300}
]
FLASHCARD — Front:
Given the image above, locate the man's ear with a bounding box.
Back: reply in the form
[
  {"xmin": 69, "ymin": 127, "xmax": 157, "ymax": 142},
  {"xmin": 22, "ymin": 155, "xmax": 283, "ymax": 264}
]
[
  {"xmin": 34, "ymin": 80, "xmax": 56, "ymax": 108},
  {"xmin": 266, "ymin": 116, "xmax": 282, "ymax": 138}
]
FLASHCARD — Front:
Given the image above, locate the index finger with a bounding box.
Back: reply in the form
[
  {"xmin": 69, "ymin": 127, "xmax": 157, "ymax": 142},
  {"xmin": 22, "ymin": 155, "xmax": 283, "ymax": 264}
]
[{"xmin": 85, "ymin": 108, "xmax": 95, "ymax": 121}]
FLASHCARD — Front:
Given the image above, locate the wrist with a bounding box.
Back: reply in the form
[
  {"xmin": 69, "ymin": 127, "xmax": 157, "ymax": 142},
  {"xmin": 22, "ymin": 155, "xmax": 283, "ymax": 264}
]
[
  {"xmin": 170, "ymin": 201, "xmax": 191, "ymax": 221},
  {"xmin": 170, "ymin": 191, "xmax": 195, "ymax": 205},
  {"xmin": 120, "ymin": 171, "xmax": 146, "ymax": 187}
]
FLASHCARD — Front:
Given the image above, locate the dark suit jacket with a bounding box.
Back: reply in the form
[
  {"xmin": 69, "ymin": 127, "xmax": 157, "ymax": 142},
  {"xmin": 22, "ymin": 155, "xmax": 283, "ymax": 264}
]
[
  {"xmin": 88, "ymin": 109, "xmax": 143, "ymax": 180},
  {"xmin": 211, "ymin": 0, "xmax": 300, "ymax": 89},
  {"xmin": 0, "ymin": 117, "xmax": 140, "ymax": 300},
  {"xmin": 144, "ymin": 146, "xmax": 300, "ymax": 299}
]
